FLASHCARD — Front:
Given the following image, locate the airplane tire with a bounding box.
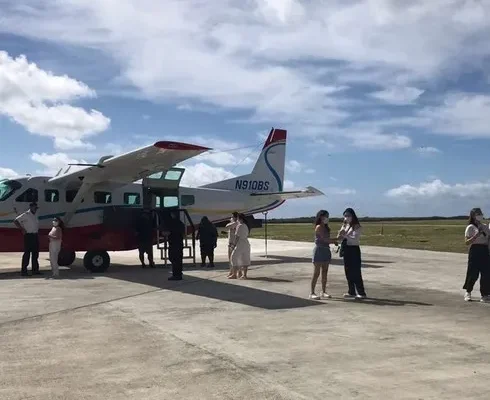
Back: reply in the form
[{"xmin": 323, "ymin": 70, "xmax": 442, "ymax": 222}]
[
  {"xmin": 83, "ymin": 250, "xmax": 110, "ymax": 273},
  {"xmin": 58, "ymin": 249, "xmax": 76, "ymax": 266}
]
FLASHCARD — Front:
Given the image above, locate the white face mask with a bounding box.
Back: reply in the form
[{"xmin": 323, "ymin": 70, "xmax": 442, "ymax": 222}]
[
  {"xmin": 344, "ymin": 216, "xmax": 352, "ymax": 224},
  {"xmin": 475, "ymin": 215, "xmax": 483, "ymax": 222},
  {"xmin": 323, "ymin": 217, "xmax": 329, "ymax": 224},
  {"xmin": 53, "ymin": 221, "xmax": 59, "ymax": 227}
]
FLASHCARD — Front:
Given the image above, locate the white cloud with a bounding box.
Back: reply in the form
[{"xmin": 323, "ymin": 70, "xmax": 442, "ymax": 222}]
[
  {"xmin": 370, "ymin": 86, "xmax": 424, "ymax": 105},
  {"xmin": 286, "ymin": 160, "xmax": 302, "ymax": 173},
  {"xmin": 283, "ymin": 180, "xmax": 296, "ymax": 190},
  {"xmin": 0, "ymin": 51, "xmax": 110, "ymax": 149},
  {"xmin": 385, "ymin": 179, "xmax": 490, "ymax": 199},
  {"xmin": 305, "ymin": 168, "xmax": 315, "ymax": 174},
  {"xmin": 0, "ymin": 167, "xmax": 20, "ymax": 179},
  {"xmin": 349, "ymin": 131, "xmax": 412, "ymax": 150},
  {"xmin": 180, "ymin": 163, "xmax": 235, "ymax": 187},
  {"xmin": 30, "ymin": 152, "xmax": 88, "ymax": 176},
  {"xmin": 416, "ymin": 146, "xmax": 441, "ymax": 155},
  {"xmin": 329, "ymin": 187, "xmax": 357, "ymax": 196},
  {"xmin": 416, "ymin": 93, "xmax": 490, "ymax": 138},
  {"xmin": 3, "ymin": 1, "xmax": 490, "ymax": 146}
]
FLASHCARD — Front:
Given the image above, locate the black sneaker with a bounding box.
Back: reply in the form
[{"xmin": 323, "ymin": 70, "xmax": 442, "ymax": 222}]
[{"xmin": 168, "ymin": 276, "xmax": 182, "ymax": 281}]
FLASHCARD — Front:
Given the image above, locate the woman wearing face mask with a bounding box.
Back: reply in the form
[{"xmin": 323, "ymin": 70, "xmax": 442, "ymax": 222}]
[
  {"xmin": 337, "ymin": 207, "xmax": 366, "ymax": 299},
  {"xmin": 48, "ymin": 217, "xmax": 64, "ymax": 278},
  {"xmin": 463, "ymin": 208, "xmax": 490, "ymax": 302},
  {"xmin": 310, "ymin": 210, "xmax": 336, "ymax": 300}
]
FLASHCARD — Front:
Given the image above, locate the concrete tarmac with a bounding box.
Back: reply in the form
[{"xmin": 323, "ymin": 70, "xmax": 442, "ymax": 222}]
[{"xmin": 0, "ymin": 239, "xmax": 488, "ymax": 399}]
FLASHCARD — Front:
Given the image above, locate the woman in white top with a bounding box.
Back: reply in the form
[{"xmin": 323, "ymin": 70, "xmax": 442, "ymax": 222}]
[
  {"xmin": 230, "ymin": 213, "xmax": 251, "ymax": 279},
  {"xmin": 463, "ymin": 208, "xmax": 490, "ymax": 302},
  {"xmin": 337, "ymin": 207, "xmax": 366, "ymax": 299},
  {"xmin": 48, "ymin": 217, "xmax": 64, "ymax": 278},
  {"xmin": 224, "ymin": 212, "xmax": 239, "ymax": 278}
]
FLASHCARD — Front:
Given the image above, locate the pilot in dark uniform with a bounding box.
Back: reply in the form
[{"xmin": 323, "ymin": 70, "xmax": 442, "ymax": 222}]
[
  {"xmin": 165, "ymin": 210, "xmax": 185, "ymax": 280},
  {"xmin": 135, "ymin": 208, "xmax": 156, "ymax": 268}
]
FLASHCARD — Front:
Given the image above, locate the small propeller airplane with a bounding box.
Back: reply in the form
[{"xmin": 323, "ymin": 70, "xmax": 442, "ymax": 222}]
[{"xmin": 0, "ymin": 128, "xmax": 324, "ymax": 272}]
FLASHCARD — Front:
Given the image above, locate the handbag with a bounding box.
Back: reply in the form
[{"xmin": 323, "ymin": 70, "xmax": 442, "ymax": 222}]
[
  {"xmin": 338, "ymin": 239, "xmax": 345, "ymax": 257},
  {"xmin": 338, "ymin": 227, "xmax": 352, "ymax": 258}
]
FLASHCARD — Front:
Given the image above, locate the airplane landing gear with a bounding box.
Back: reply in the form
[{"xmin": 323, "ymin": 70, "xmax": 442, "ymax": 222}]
[
  {"xmin": 83, "ymin": 250, "xmax": 110, "ymax": 273},
  {"xmin": 58, "ymin": 249, "xmax": 76, "ymax": 267}
]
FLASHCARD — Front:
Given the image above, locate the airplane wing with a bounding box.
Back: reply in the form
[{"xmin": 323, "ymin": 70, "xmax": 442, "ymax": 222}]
[
  {"xmin": 48, "ymin": 141, "xmax": 211, "ymax": 187},
  {"xmin": 250, "ymin": 186, "xmax": 324, "ymax": 200}
]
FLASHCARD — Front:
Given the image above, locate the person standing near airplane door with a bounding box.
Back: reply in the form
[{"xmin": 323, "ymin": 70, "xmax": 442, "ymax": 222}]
[
  {"xmin": 13, "ymin": 202, "xmax": 41, "ymax": 276},
  {"xmin": 135, "ymin": 208, "xmax": 156, "ymax": 268},
  {"xmin": 166, "ymin": 210, "xmax": 185, "ymax": 281}
]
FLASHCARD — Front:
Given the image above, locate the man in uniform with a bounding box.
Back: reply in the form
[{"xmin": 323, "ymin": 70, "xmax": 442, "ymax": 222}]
[
  {"xmin": 13, "ymin": 202, "xmax": 41, "ymax": 276},
  {"xmin": 165, "ymin": 210, "xmax": 185, "ymax": 280},
  {"xmin": 135, "ymin": 208, "xmax": 156, "ymax": 268}
]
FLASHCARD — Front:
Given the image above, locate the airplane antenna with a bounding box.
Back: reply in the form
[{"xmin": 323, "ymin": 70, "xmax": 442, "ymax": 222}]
[
  {"xmin": 263, "ymin": 211, "xmax": 268, "ymax": 258},
  {"xmin": 228, "ymin": 141, "xmax": 263, "ymax": 175}
]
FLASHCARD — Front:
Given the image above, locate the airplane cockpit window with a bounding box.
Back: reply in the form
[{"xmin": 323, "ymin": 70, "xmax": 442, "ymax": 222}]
[
  {"xmin": 15, "ymin": 188, "xmax": 38, "ymax": 203},
  {"xmin": 45, "ymin": 189, "xmax": 59, "ymax": 203},
  {"xmin": 0, "ymin": 179, "xmax": 22, "ymax": 202},
  {"xmin": 164, "ymin": 170, "xmax": 182, "ymax": 181},
  {"xmin": 94, "ymin": 191, "xmax": 112, "ymax": 204},
  {"xmin": 123, "ymin": 193, "xmax": 140, "ymax": 205}
]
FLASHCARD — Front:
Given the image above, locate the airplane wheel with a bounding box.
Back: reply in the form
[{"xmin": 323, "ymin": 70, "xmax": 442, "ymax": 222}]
[
  {"xmin": 83, "ymin": 250, "xmax": 110, "ymax": 273},
  {"xmin": 58, "ymin": 249, "xmax": 76, "ymax": 266}
]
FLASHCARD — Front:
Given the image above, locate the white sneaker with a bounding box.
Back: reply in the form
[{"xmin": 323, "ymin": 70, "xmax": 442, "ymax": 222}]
[
  {"xmin": 356, "ymin": 294, "xmax": 367, "ymax": 300},
  {"xmin": 464, "ymin": 292, "xmax": 472, "ymax": 302},
  {"xmin": 343, "ymin": 293, "xmax": 356, "ymax": 299},
  {"xmin": 309, "ymin": 293, "xmax": 320, "ymax": 300},
  {"xmin": 320, "ymin": 292, "xmax": 332, "ymax": 299}
]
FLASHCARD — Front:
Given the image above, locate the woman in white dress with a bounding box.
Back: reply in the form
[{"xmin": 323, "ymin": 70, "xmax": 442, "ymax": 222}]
[{"xmin": 230, "ymin": 213, "xmax": 251, "ymax": 279}]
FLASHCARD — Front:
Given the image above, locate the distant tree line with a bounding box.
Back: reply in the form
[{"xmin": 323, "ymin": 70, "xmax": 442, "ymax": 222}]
[{"xmin": 265, "ymin": 215, "xmax": 469, "ymax": 224}]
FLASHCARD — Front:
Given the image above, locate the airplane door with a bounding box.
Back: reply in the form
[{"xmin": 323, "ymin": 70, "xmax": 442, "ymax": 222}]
[{"xmin": 142, "ymin": 168, "xmax": 185, "ymax": 209}]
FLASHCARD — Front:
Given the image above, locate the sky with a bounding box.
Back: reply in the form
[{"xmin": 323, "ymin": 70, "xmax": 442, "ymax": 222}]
[{"xmin": 1, "ymin": 0, "xmax": 490, "ymax": 218}]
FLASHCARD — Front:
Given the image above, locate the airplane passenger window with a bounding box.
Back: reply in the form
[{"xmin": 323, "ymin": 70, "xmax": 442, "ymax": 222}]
[
  {"xmin": 181, "ymin": 195, "xmax": 195, "ymax": 206},
  {"xmin": 123, "ymin": 193, "xmax": 140, "ymax": 205},
  {"xmin": 15, "ymin": 188, "xmax": 38, "ymax": 203},
  {"xmin": 0, "ymin": 179, "xmax": 22, "ymax": 201},
  {"xmin": 44, "ymin": 189, "xmax": 59, "ymax": 203},
  {"xmin": 163, "ymin": 196, "xmax": 179, "ymax": 208},
  {"xmin": 94, "ymin": 191, "xmax": 112, "ymax": 204}
]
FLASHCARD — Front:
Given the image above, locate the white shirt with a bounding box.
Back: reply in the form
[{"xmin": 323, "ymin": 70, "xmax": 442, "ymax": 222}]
[
  {"xmin": 15, "ymin": 210, "xmax": 39, "ymax": 234},
  {"xmin": 339, "ymin": 224, "xmax": 361, "ymax": 246},
  {"xmin": 465, "ymin": 224, "xmax": 489, "ymax": 245}
]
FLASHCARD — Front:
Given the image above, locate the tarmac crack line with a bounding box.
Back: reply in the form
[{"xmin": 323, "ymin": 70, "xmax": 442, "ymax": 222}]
[{"xmin": 109, "ymin": 305, "xmax": 315, "ymax": 400}]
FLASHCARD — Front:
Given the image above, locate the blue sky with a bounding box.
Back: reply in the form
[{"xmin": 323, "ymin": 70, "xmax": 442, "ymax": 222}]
[{"xmin": 1, "ymin": 0, "xmax": 490, "ymax": 218}]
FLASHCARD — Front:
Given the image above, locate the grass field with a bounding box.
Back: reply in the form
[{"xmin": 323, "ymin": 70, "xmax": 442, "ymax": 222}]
[{"xmin": 248, "ymin": 219, "xmax": 474, "ymax": 253}]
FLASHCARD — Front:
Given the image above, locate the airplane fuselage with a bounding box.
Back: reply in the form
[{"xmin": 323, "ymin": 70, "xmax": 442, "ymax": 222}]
[{"xmin": 0, "ymin": 176, "xmax": 284, "ymax": 253}]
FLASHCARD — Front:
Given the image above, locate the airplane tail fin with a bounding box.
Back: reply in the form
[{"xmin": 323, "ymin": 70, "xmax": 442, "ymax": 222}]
[{"xmin": 200, "ymin": 128, "xmax": 287, "ymax": 192}]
